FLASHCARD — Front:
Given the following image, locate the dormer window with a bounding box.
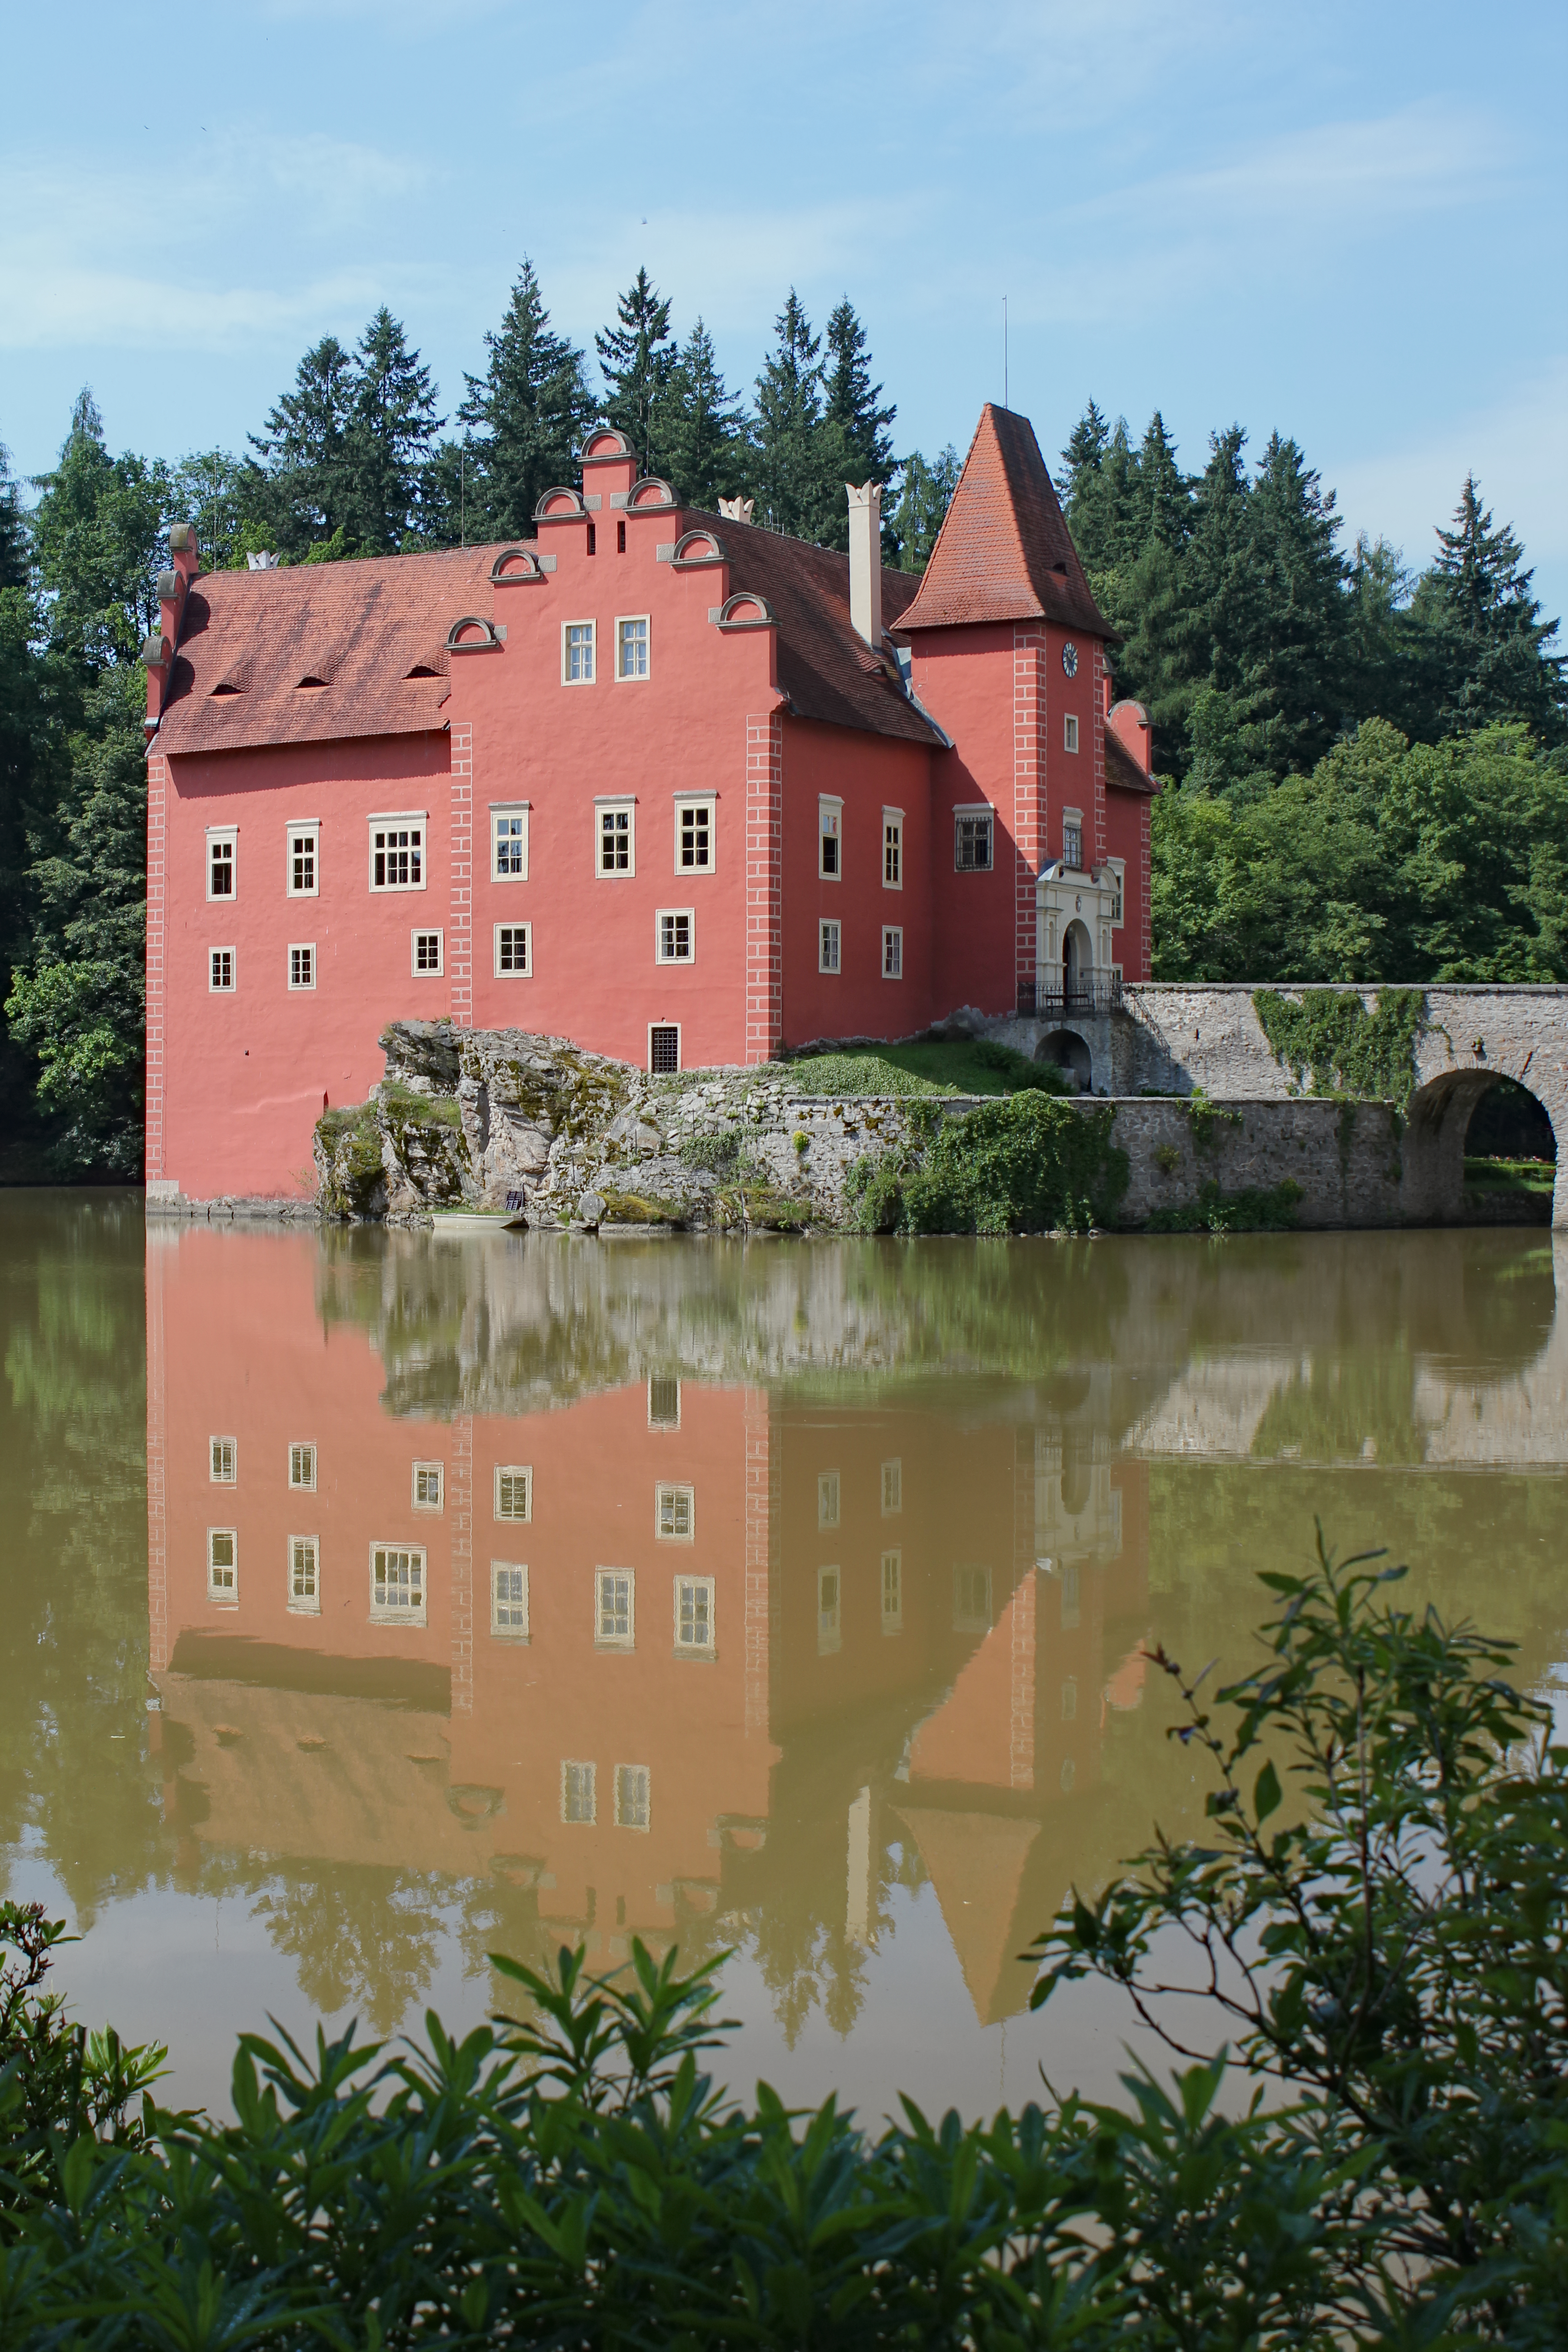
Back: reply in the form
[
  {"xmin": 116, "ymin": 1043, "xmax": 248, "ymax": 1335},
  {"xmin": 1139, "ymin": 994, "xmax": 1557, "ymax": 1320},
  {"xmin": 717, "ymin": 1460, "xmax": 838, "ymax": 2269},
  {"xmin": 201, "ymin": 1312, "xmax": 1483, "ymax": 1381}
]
[{"xmin": 295, "ymin": 675, "xmax": 328, "ymax": 691}]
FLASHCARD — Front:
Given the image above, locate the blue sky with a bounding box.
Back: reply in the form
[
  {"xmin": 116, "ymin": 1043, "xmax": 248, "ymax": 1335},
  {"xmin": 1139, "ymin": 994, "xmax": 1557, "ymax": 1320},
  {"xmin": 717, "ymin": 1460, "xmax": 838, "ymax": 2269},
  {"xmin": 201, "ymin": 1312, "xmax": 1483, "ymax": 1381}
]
[{"xmin": 5, "ymin": 0, "xmax": 1565, "ymax": 626}]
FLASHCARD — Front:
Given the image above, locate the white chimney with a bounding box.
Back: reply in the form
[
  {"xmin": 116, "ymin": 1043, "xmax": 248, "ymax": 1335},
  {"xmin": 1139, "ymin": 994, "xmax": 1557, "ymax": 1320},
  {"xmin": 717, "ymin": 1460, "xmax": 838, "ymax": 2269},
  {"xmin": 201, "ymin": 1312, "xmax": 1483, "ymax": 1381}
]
[{"xmin": 846, "ymin": 480, "xmax": 882, "ymax": 647}]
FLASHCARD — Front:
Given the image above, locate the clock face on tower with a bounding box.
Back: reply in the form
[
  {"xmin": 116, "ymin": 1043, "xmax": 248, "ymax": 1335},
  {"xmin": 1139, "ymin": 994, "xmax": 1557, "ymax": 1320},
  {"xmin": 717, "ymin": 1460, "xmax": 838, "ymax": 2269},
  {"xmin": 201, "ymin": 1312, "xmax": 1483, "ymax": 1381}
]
[{"xmin": 1061, "ymin": 641, "xmax": 1079, "ymax": 678}]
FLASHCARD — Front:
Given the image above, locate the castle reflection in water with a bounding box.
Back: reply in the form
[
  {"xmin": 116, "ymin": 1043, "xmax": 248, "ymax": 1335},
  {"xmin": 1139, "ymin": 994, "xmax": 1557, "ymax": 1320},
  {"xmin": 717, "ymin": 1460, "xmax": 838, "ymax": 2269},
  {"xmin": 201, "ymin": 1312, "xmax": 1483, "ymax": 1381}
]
[{"xmin": 145, "ymin": 1226, "xmax": 1568, "ymax": 2040}]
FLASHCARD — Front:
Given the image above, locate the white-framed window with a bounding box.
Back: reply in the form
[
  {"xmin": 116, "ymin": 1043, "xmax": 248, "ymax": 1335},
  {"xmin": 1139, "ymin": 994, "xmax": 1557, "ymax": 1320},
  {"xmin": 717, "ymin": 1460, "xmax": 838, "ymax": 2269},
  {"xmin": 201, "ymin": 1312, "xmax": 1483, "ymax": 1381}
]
[
  {"xmin": 881, "ymin": 1548, "xmax": 903, "ymax": 1633},
  {"xmin": 598, "ymin": 799, "xmax": 634, "ymax": 876},
  {"xmin": 288, "ymin": 943, "xmax": 316, "ymax": 990},
  {"xmin": 648, "ymin": 1024, "xmax": 680, "ymax": 1075},
  {"xmin": 412, "ymin": 929, "xmax": 443, "ymax": 976},
  {"xmin": 818, "ymin": 797, "xmax": 842, "ymax": 879},
  {"xmin": 675, "ymin": 1575, "xmax": 715, "ymax": 1654},
  {"xmin": 494, "ymin": 923, "xmax": 531, "ymax": 977},
  {"xmin": 562, "ymin": 619, "xmax": 595, "ymax": 684},
  {"xmin": 491, "ymin": 804, "xmax": 529, "ymax": 882},
  {"xmin": 595, "ymin": 1568, "xmax": 635, "ymax": 1648},
  {"xmin": 955, "ymin": 808, "xmax": 994, "ymax": 872},
  {"xmin": 883, "ymin": 809, "xmax": 903, "ymax": 888},
  {"xmin": 289, "ymin": 1441, "xmax": 316, "ymax": 1491},
  {"xmin": 370, "ymin": 1542, "xmax": 426, "ymax": 1624},
  {"xmin": 1062, "ymin": 812, "xmax": 1084, "ymax": 869},
  {"xmin": 881, "ymin": 1458, "xmax": 902, "ymax": 1515},
  {"xmin": 207, "ymin": 1527, "xmax": 237, "ymax": 1603},
  {"xmin": 491, "ymin": 1562, "xmax": 529, "ymax": 1638},
  {"xmin": 656, "ymin": 1483, "xmax": 694, "ymax": 1541},
  {"xmin": 1108, "ymin": 860, "xmax": 1125, "ymax": 926},
  {"xmin": 209, "ymin": 946, "xmax": 235, "ymax": 993},
  {"xmin": 818, "ymin": 1470, "xmax": 840, "ymax": 1529},
  {"xmin": 561, "ymin": 1760, "xmax": 596, "ymax": 1823},
  {"xmin": 289, "ymin": 1535, "xmax": 320, "ymax": 1615},
  {"xmin": 412, "ymin": 1460, "xmax": 443, "ymax": 1513},
  {"xmin": 368, "ymin": 815, "xmax": 426, "ymax": 892},
  {"xmin": 648, "ymin": 1377, "xmax": 681, "ymax": 1430},
  {"xmin": 286, "ymin": 823, "xmax": 319, "ymax": 898},
  {"xmin": 206, "ymin": 827, "xmax": 236, "ymax": 902},
  {"xmin": 615, "ymin": 1763, "xmax": 651, "ymax": 1828},
  {"xmin": 882, "ymin": 926, "xmax": 903, "ymax": 980},
  {"xmin": 210, "ymin": 1436, "xmax": 237, "ymax": 1484},
  {"xmin": 656, "ymin": 910, "xmax": 693, "ymax": 964},
  {"xmin": 952, "ymin": 1563, "xmax": 993, "ymax": 1632},
  {"xmin": 495, "ymin": 1465, "xmax": 532, "ymax": 1522},
  {"xmin": 818, "ymin": 920, "xmax": 841, "ymax": 975},
  {"xmin": 675, "ymin": 795, "xmax": 715, "ymax": 874},
  {"xmin": 1063, "ymin": 714, "xmax": 1080, "ymax": 754},
  {"xmin": 615, "ymin": 615, "xmax": 650, "ymax": 681},
  {"xmin": 817, "ymin": 1565, "xmax": 841, "ymax": 1654}
]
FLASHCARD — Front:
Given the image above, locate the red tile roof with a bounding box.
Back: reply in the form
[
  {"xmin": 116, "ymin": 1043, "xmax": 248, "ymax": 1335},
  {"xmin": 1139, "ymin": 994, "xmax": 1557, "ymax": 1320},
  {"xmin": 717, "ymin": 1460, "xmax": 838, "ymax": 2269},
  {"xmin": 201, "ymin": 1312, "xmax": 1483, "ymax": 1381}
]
[
  {"xmin": 1106, "ymin": 730, "xmax": 1159, "ymax": 795},
  {"xmin": 895, "ymin": 404, "xmax": 1112, "ymax": 638}
]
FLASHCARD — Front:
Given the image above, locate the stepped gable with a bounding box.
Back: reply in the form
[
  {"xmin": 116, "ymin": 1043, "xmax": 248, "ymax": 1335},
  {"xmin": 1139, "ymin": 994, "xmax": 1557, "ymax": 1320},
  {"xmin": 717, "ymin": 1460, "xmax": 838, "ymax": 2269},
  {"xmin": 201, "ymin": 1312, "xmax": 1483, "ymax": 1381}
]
[
  {"xmin": 895, "ymin": 403, "xmax": 1111, "ymax": 638},
  {"xmin": 154, "ymin": 545, "xmax": 498, "ymax": 756}
]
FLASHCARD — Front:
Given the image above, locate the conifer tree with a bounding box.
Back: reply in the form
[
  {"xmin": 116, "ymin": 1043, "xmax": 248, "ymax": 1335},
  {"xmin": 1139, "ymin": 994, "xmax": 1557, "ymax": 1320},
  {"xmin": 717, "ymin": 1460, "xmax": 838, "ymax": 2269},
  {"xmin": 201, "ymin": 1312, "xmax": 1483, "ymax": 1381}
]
[
  {"xmin": 29, "ymin": 392, "xmax": 169, "ymax": 670},
  {"xmin": 819, "ymin": 298, "xmax": 896, "ymax": 553},
  {"xmin": 660, "ymin": 320, "xmax": 745, "ymax": 511},
  {"xmin": 892, "ymin": 445, "xmax": 960, "ymax": 573},
  {"xmin": 595, "ymin": 268, "xmax": 676, "ymax": 477},
  {"xmin": 457, "ymin": 259, "xmax": 595, "ymax": 541},
  {"xmin": 1137, "ymin": 412, "xmax": 1190, "ymax": 551},
  {"xmin": 1058, "ymin": 402, "xmax": 1110, "ymax": 515},
  {"xmin": 250, "ymin": 338, "xmax": 359, "ymax": 555},
  {"xmin": 350, "ymin": 308, "xmax": 444, "ymax": 553},
  {"xmin": 751, "ymin": 290, "xmax": 834, "ymax": 542},
  {"xmin": 1409, "ymin": 477, "xmax": 1566, "ymax": 740}
]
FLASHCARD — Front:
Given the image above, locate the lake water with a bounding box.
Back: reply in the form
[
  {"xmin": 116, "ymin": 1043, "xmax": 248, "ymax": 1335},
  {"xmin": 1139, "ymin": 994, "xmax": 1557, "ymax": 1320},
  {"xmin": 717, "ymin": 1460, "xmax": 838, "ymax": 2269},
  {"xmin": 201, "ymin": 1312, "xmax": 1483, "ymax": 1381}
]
[{"xmin": 3, "ymin": 1193, "xmax": 1565, "ymax": 2122}]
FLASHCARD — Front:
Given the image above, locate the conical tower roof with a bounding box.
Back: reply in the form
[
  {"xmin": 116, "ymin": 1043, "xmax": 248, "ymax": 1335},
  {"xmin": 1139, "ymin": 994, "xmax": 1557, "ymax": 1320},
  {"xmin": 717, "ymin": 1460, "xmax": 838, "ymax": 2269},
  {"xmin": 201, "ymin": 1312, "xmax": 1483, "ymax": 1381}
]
[{"xmin": 896, "ymin": 404, "xmax": 1111, "ymax": 637}]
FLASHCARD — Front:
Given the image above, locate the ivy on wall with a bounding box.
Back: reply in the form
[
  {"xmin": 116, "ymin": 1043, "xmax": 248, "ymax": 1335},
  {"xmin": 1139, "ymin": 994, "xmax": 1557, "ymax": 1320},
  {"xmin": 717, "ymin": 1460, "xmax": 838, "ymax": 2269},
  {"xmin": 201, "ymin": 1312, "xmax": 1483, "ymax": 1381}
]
[{"xmin": 1252, "ymin": 987, "xmax": 1426, "ymax": 1106}]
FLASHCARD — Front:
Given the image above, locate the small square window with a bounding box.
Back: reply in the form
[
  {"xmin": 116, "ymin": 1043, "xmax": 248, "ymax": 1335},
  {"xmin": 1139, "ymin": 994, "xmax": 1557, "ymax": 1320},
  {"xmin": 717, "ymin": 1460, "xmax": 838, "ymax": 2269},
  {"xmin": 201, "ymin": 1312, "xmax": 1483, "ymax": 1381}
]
[
  {"xmin": 561, "ymin": 1760, "xmax": 596, "ymax": 1823},
  {"xmin": 491, "ymin": 807, "xmax": 529, "ymax": 881},
  {"xmin": 598, "ymin": 803, "xmax": 634, "ymax": 875},
  {"xmin": 564, "ymin": 620, "xmax": 595, "ymax": 684},
  {"xmin": 210, "ymin": 1436, "xmax": 237, "ymax": 1484},
  {"xmin": 817, "ymin": 1565, "xmax": 841, "ymax": 1654},
  {"xmin": 676, "ymin": 799, "xmax": 714, "ymax": 872},
  {"xmin": 412, "ymin": 1460, "xmax": 443, "ymax": 1512},
  {"xmin": 495, "ymin": 922, "xmax": 531, "ymax": 976},
  {"xmin": 289, "ymin": 1535, "xmax": 320, "ymax": 1615},
  {"xmin": 955, "ymin": 810, "xmax": 993, "ymax": 872},
  {"xmin": 616, "ymin": 616, "xmax": 650, "ymax": 680},
  {"xmin": 675, "ymin": 1575, "xmax": 715, "ymax": 1653},
  {"xmin": 288, "ymin": 943, "xmax": 316, "ymax": 990},
  {"xmin": 209, "ymin": 947, "xmax": 235, "ymax": 993},
  {"xmin": 882, "ymin": 926, "xmax": 903, "ymax": 980},
  {"xmin": 1063, "ymin": 714, "xmax": 1080, "ymax": 754},
  {"xmin": 818, "ymin": 798, "xmax": 842, "ymax": 879},
  {"xmin": 656, "ymin": 910, "xmax": 693, "ymax": 963},
  {"xmin": 883, "ymin": 811, "xmax": 902, "ymax": 888},
  {"xmin": 287, "ymin": 825, "xmax": 318, "ymax": 897},
  {"xmin": 881, "ymin": 1548, "xmax": 903, "ymax": 1633},
  {"xmin": 648, "ymin": 1024, "xmax": 680, "ymax": 1075},
  {"xmin": 818, "ymin": 1470, "xmax": 840, "ymax": 1529},
  {"xmin": 289, "ymin": 1442, "xmax": 316, "ymax": 1491},
  {"xmin": 656, "ymin": 1483, "xmax": 694, "ymax": 1541},
  {"xmin": 615, "ymin": 1762, "xmax": 651, "ymax": 1828},
  {"xmin": 412, "ymin": 929, "xmax": 443, "ymax": 976},
  {"xmin": 648, "ymin": 1376, "xmax": 681, "ymax": 1429},
  {"xmin": 953, "ymin": 1564, "xmax": 993, "ymax": 1632},
  {"xmin": 207, "ymin": 832, "xmax": 236, "ymax": 901},
  {"xmin": 596, "ymin": 1568, "xmax": 635, "ymax": 1648},
  {"xmin": 208, "ymin": 1527, "xmax": 237, "ymax": 1603},
  {"xmin": 371, "ymin": 1543, "xmax": 426, "ymax": 1624},
  {"xmin": 1063, "ymin": 818, "xmax": 1083, "ymax": 869},
  {"xmin": 818, "ymin": 920, "xmax": 841, "ymax": 975},
  {"xmin": 495, "ymin": 1465, "xmax": 532, "ymax": 1522},
  {"xmin": 491, "ymin": 1562, "xmax": 529, "ymax": 1638}
]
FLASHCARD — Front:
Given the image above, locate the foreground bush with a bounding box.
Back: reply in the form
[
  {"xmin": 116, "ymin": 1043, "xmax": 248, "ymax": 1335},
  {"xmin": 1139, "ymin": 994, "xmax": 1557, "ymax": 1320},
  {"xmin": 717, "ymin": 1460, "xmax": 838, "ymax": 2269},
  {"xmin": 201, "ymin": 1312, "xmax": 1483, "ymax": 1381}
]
[{"xmin": 1, "ymin": 1547, "xmax": 1563, "ymax": 2346}]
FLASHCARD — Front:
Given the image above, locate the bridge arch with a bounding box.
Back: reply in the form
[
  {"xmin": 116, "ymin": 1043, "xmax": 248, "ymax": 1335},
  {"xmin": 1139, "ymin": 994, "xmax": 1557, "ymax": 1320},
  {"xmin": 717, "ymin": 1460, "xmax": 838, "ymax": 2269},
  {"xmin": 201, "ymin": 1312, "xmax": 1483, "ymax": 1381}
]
[
  {"xmin": 1035, "ymin": 1027, "xmax": 1093, "ymax": 1091},
  {"xmin": 1401, "ymin": 1067, "xmax": 1560, "ymax": 1225}
]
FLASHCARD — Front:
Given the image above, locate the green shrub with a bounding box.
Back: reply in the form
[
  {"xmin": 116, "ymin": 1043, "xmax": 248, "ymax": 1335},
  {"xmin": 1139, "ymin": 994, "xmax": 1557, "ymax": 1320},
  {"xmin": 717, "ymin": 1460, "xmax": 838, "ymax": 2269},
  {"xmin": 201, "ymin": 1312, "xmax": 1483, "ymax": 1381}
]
[
  {"xmin": 677, "ymin": 1125, "xmax": 743, "ymax": 1175},
  {"xmin": 1147, "ymin": 1177, "xmax": 1303, "ymax": 1233},
  {"xmin": 854, "ymin": 1095, "xmax": 1128, "ymax": 1235},
  {"xmin": 789, "ymin": 1040, "xmax": 1075, "ymax": 1099}
]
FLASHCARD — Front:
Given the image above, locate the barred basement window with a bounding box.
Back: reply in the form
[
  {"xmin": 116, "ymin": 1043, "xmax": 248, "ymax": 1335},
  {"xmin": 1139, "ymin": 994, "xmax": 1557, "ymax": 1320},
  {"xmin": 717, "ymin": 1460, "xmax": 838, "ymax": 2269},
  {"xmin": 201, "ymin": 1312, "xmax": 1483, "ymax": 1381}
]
[
  {"xmin": 616, "ymin": 616, "xmax": 650, "ymax": 680},
  {"xmin": 412, "ymin": 929, "xmax": 443, "ymax": 975},
  {"xmin": 369, "ymin": 818, "xmax": 425, "ymax": 891},
  {"xmin": 287, "ymin": 825, "xmax": 318, "ymax": 897},
  {"xmin": 656, "ymin": 1483, "xmax": 694, "ymax": 1541},
  {"xmin": 675, "ymin": 1576, "xmax": 715, "ymax": 1653},
  {"xmin": 954, "ymin": 810, "xmax": 993, "ymax": 872},
  {"xmin": 881, "ymin": 1548, "xmax": 903, "ymax": 1633},
  {"xmin": 370, "ymin": 1543, "xmax": 426, "ymax": 1624},
  {"xmin": 491, "ymin": 1562, "xmax": 529, "ymax": 1638},
  {"xmin": 953, "ymin": 1563, "xmax": 993, "ymax": 1632},
  {"xmin": 561, "ymin": 1760, "xmax": 596, "ymax": 1823},
  {"xmin": 412, "ymin": 1460, "xmax": 443, "ymax": 1513},
  {"xmin": 1064, "ymin": 714, "xmax": 1080, "ymax": 754},
  {"xmin": 647, "ymin": 1376, "xmax": 681, "ymax": 1429},
  {"xmin": 208, "ymin": 1528, "xmax": 237, "ymax": 1603},
  {"xmin": 210, "ymin": 947, "xmax": 235, "ymax": 992},
  {"xmin": 656, "ymin": 910, "xmax": 693, "ymax": 963},
  {"xmin": 598, "ymin": 803, "xmax": 633, "ymax": 875},
  {"xmin": 648, "ymin": 1024, "xmax": 680, "ymax": 1074},
  {"xmin": 289, "ymin": 1536, "xmax": 320, "ymax": 1615},
  {"xmin": 676, "ymin": 798, "xmax": 714, "ymax": 872},
  {"xmin": 495, "ymin": 1465, "xmax": 532, "ymax": 1522},
  {"xmin": 818, "ymin": 1470, "xmax": 840, "ymax": 1529},
  {"xmin": 210, "ymin": 1436, "xmax": 237, "ymax": 1484},
  {"xmin": 818, "ymin": 920, "xmax": 841, "ymax": 975},
  {"xmin": 882, "ymin": 926, "xmax": 902, "ymax": 980},
  {"xmin": 881, "ymin": 1458, "xmax": 902, "ymax": 1515},
  {"xmin": 817, "ymin": 1565, "xmax": 841, "ymax": 1654},
  {"xmin": 207, "ymin": 831, "xmax": 236, "ymax": 900},
  {"xmin": 289, "ymin": 1442, "xmax": 316, "ymax": 1491},
  {"xmin": 495, "ymin": 923, "xmax": 531, "ymax": 976},
  {"xmin": 595, "ymin": 1568, "xmax": 635, "ymax": 1647},
  {"xmin": 615, "ymin": 1763, "xmax": 651, "ymax": 1828},
  {"xmin": 289, "ymin": 943, "xmax": 315, "ymax": 990}
]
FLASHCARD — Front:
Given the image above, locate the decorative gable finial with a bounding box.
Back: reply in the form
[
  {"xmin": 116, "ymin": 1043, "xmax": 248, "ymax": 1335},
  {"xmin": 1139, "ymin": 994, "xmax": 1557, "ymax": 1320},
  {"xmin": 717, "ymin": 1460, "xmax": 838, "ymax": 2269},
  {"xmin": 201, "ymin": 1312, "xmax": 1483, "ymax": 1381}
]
[{"xmin": 717, "ymin": 496, "xmax": 755, "ymax": 524}]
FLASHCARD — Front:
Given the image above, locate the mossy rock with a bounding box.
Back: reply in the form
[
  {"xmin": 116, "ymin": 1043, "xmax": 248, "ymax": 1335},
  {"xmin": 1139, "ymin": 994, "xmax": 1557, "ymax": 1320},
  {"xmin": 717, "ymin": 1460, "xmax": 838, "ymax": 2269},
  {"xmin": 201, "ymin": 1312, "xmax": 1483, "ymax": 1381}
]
[{"xmin": 598, "ymin": 1189, "xmax": 688, "ymax": 1228}]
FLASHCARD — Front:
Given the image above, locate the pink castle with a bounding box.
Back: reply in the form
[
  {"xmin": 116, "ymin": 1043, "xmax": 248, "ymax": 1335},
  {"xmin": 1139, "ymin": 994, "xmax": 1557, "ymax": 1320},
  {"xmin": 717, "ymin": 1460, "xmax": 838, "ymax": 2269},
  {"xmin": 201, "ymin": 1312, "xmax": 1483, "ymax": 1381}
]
[{"xmin": 143, "ymin": 404, "xmax": 1156, "ymax": 1201}]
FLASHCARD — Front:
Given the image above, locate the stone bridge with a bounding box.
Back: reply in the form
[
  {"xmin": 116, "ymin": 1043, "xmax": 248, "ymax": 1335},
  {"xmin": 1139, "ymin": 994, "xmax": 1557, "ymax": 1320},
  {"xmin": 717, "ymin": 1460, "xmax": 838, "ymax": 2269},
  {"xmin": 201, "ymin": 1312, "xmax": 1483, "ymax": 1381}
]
[{"xmin": 995, "ymin": 983, "xmax": 1568, "ymax": 1228}]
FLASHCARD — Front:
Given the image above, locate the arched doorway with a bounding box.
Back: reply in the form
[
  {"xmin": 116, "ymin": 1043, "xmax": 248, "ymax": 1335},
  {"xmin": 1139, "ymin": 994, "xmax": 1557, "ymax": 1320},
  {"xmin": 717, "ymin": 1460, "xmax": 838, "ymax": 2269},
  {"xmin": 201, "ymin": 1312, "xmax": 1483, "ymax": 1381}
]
[
  {"xmin": 1036, "ymin": 1028, "xmax": 1092, "ymax": 1091},
  {"xmin": 1401, "ymin": 1069, "xmax": 1557, "ymax": 1225},
  {"xmin": 1063, "ymin": 919, "xmax": 1093, "ymax": 1009}
]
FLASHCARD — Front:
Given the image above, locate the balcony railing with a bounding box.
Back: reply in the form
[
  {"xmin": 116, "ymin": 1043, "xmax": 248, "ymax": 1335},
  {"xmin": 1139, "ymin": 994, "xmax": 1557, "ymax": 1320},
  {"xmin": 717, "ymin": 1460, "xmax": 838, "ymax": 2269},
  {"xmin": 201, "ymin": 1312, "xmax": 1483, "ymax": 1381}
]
[{"xmin": 1017, "ymin": 973, "xmax": 1124, "ymax": 1018}]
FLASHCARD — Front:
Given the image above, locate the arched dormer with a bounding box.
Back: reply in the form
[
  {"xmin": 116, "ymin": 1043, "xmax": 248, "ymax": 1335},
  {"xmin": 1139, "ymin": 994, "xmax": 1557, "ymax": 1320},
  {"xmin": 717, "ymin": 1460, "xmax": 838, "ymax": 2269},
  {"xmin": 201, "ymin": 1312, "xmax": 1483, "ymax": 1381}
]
[
  {"xmin": 489, "ymin": 546, "xmax": 548, "ymax": 585},
  {"xmin": 713, "ymin": 592, "xmax": 775, "ymax": 632},
  {"xmin": 578, "ymin": 426, "xmax": 634, "ymax": 466},
  {"xmin": 671, "ymin": 529, "xmax": 727, "ymax": 570},
  {"xmin": 445, "ymin": 615, "xmax": 502, "ymax": 653},
  {"xmin": 624, "ymin": 475, "xmax": 677, "ymax": 512},
  {"xmin": 534, "ymin": 486, "xmax": 589, "ymax": 523}
]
